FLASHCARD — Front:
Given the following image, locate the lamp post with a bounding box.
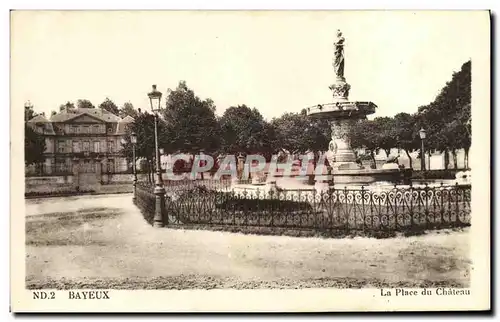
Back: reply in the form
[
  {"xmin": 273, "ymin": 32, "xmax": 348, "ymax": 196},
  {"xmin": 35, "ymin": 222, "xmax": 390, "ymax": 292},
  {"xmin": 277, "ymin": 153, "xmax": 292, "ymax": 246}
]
[
  {"xmin": 148, "ymin": 84, "xmax": 166, "ymax": 227},
  {"xmin": 159, "ymin": 148, "xmax": 164, "ymax": 172},
  {"xmin": 131, "ymin": 132, "xmax": 138, "ymax": 201},
  {"xmin": 419, "ymin": 128, "xmax": 426, "ymax": 171}
]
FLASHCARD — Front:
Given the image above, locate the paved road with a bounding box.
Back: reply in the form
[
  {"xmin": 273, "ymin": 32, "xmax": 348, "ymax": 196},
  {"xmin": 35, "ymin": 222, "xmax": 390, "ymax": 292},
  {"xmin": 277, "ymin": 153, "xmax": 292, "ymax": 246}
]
[
  {"xmin": 25, "ymin": 194, "xmax": 471, "ymax": 289},
  {"xmin": 25, "ymin": 193, "xmax": 133, "ymax": 217}
]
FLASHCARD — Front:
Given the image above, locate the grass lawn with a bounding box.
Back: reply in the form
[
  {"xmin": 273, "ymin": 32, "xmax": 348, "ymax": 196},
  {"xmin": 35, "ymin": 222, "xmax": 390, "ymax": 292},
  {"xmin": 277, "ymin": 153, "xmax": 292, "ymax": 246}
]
[{"xmin": 25, "ymin": 194, "xmax": 471, "ymax": 289}]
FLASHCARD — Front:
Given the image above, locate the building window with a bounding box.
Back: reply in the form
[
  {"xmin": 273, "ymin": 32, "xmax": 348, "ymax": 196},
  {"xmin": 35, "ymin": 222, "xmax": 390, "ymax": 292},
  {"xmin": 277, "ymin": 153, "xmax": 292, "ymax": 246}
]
[
  {"xmin": 82, "ymin": 160, "xmax": 96, "ymax": 173},
  {"xmin": 108, "ymin": 141, "xmax": 114, "ymax": 153},
  {"xmin": 56, "ymin": 160, "xmax": 67, "ymax": 173},
  {"xmin": 93, "ymin": 141, "xmax": 100, "ymax": 153},
  {"xmin": 107, "ymin": 159, "xmax": 114, "ymax": 173},
  {"xmin": 72, "ymin": 141, "xmax": 80, "ymax": 153},
  {"xmin": 56, "ymin": 161, "xmax": 66, "ymax": 173},
  {"xmin": 93, "ymin": 125, "xmax": 100, "ymax": 133},
  {"xmin": 83, "ymin": 141, "xmax": 90, "ymax": 152},
  {"xmin": 83, "ymin": 160, "xmax": 90, "ymax": 173},
  {"xmin": 83, "ymin": 126, "xmax": 89, "ymax": 134},
  {"xmin": 58, "ymin": 140, "xmax": 65, "ymax": 153}
]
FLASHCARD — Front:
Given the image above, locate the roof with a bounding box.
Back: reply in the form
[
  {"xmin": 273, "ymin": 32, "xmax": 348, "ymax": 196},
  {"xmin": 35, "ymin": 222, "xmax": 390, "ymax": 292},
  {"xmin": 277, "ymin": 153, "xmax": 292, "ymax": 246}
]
[
  {"xmin": 115, "ymin": 116, "xmax": 134, "ymax": 135},
  {"xmin": 49, "ymin": 108, "xmax": 122, "ymax": 123},
  {"xmin": 27, "ymin": 114, "xmax": 49, "ymax": 123},
  {"xmin": 120, "ymin": 115, "xmax": 135, "ymax": 123},
  {"xmin": 26, "ymin": 118, "xmax": 56, "ymax": 135}
]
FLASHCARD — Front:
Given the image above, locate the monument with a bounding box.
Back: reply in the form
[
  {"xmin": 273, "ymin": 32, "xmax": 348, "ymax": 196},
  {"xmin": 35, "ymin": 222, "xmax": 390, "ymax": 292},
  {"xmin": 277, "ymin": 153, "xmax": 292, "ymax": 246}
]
[{"xmin": 307, "ymin": 30, "xmax": 407, "ymax": 185}]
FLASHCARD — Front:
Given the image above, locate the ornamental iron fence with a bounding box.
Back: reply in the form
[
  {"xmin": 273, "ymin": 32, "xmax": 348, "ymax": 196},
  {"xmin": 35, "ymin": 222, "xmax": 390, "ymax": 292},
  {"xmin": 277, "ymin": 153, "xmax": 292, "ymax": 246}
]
[{"xmin": 134, "ymin": 180, "xmax": 471, "ymax": 234}]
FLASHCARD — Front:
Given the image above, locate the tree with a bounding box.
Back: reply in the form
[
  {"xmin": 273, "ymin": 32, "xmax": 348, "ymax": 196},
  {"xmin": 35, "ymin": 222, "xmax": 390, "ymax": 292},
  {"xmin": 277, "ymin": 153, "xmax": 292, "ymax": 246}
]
[
  {"xmin": 162, "ymin": 81, "xmax": 221, "ymax": 155},
  {"xmin": 59, "ymin": 101, "xmax": 75, "ymax": 112},
  {"xmin": 25, "ymin": 124, "xmax": 46, "ymax": 167},
  {"xmin": 219, "ymin": 104, "xmax": 276, "ymax": 157},
  {"xmin": 417, "ymin": 60, "xmax": 471, "ymax": 169},
  {"xmin": 393, "ymin": 112, "xmax": 419, "ymax": 168},
  {"xmin": 271, "ymin": 112, "xmax": 329, "ymax": 155},
  {"xmin": 98, "ymin": 97, "xmax": 120, "ymax": 115},
  {"xmin": 372, "ymin": 117, "xmax": 397, "ymax": 157},
  {"xmin": 121, "ymin": 110, "xmax": 170, "ymax": 180},
  {"xmin": 51, "ymin": 110, "xmax": 57, "ymax": 117},
  {"xmin": 76, "ymin": 99, "xmax": 95, "ymax": 109},
  {"xmin": 24, "ymin": 101, "xmax": 37, "ymax": 122},
  {"xmin": 119, "ymin": 102, "xmax": 138, "ymax": 119},
  {"xmin": 348, "ymin": 119, "xmax": 380, "ymax": 167}
]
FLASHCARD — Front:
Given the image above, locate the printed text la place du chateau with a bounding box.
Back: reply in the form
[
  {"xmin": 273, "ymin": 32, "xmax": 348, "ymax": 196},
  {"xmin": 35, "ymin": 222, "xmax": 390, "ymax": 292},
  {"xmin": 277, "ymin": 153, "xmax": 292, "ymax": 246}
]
[{"xmin": 380, "ymin": 288, "xmax": 470, "ymax": 297}]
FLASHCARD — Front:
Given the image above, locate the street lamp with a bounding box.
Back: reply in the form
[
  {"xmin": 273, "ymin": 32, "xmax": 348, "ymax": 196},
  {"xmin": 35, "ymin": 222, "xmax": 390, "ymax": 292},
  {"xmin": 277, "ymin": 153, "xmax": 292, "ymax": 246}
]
[
  {"xmin": 159, "ymin": 148, "xmax": 165, "ymax": 172},
  {"xmin": 131, "ymin": 132, "xmax": 138, "ymax": 201},
  {"xmin": 419, "ymin": 128, "xmax": 426, "ymax": 171},
  {"xmin": 148, "ymin": 84, "xmax": 166, "ymax": 227}
]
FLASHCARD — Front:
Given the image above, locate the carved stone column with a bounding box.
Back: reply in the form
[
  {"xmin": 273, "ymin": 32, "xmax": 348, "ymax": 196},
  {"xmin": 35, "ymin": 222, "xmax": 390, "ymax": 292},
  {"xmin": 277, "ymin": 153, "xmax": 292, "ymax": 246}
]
[{"xmin": 327, "ymin": 117, "xmax": 362, "ymax": 170}]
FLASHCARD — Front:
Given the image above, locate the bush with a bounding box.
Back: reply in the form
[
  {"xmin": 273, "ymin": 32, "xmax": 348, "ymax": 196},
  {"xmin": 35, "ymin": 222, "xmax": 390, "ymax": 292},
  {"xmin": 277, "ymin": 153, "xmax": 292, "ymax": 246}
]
[
  {"xmin": 216, "ymin": 197, "xmax": 313, "ymax": 212},
  {"xmin": 412, "ymin": 169, "xmax": 468, "ymax": 180},
  {"xmin": 25, "ymin": 189, "xmax": 96, "ymax": 198}
]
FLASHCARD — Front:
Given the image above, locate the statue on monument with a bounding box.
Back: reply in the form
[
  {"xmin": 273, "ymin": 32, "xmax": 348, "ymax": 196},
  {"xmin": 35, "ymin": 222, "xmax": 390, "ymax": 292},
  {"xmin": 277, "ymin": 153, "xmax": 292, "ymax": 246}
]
[{"xmin": 333, "ymin": 29, "xmax": 345, "ymax": 78}]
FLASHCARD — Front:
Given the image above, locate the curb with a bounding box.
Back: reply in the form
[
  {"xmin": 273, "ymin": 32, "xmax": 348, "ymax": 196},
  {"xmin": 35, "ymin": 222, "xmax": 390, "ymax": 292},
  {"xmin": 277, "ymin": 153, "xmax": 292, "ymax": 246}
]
[{"xmin": 24, "ymin": 191, "xmax": 133, "ymax": 199}]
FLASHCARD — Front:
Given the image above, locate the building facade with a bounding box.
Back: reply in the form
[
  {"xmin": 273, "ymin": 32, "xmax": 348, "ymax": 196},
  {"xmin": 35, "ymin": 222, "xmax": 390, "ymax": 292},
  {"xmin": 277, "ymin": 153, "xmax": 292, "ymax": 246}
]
[{"xmin": 26, "ymin": 107, "xmax": 133, "ymax": 178}]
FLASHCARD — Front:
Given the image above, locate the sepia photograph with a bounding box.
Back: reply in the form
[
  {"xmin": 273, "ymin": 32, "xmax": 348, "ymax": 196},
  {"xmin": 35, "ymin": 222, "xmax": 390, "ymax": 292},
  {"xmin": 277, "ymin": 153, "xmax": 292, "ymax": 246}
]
[{"xmin": 10, "ymin": 10, "xmax": 490, "ymax": 312}]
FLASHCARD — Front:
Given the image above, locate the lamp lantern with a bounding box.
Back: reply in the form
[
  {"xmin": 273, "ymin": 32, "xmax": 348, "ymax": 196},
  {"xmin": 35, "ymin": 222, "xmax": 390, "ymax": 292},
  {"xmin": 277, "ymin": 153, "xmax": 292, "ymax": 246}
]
[
  {"xmin": 148, "ymin": 84, "xmax": 163, "ymax": 112},
  {"xmin": 419, "ymin": 128, "xmax": 427, "ymax": 140}
]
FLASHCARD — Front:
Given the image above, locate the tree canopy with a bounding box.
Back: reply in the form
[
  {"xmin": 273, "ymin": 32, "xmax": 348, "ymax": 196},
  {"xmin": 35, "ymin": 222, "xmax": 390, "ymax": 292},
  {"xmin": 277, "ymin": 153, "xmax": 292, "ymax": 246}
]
[
  {"xmin": 119, "ymin": 102, "xmax": 139, "ymax": 119},
  {"xmin": 24, "ymin": 102, "xmax": 37, "ymax": 122},
  {"xmin": 76, "ymin": 99, "xmax": 95, "ymax": 109},
  {"xmin": 98, "ymin": 97, "xmax": 120, "ymax": 115},
  {"xmin": 219, "ymin": 104, "xmax": 276, "ymax": 157},
  {"xmin": 121, "ymin": 110, "xmax": 169, "ymax": 163},
  {"xmin": 271, "ymin": 112, "xmax": 329, "ymax": 155},
  {"xmin": 25, "ymin": 124, "xmax": 46, "ymax": 166},
  {"xmin": 161, "ymin": 81, "xmax": 221, "ymax": 155},
  {"xmin": 59, "ymin": 101, "xmax": 75, "ymax": 112},
  {"xmin": 417, "ymin": 60, "xmax": 471, "ymax": 168}
]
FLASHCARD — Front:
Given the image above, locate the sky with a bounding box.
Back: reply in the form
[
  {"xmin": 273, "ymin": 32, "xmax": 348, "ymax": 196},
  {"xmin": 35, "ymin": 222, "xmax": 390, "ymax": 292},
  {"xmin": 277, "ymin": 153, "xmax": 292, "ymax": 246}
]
[{"xmin": 11, "ymin": 10, "xmax": 485, "ymax": 120}]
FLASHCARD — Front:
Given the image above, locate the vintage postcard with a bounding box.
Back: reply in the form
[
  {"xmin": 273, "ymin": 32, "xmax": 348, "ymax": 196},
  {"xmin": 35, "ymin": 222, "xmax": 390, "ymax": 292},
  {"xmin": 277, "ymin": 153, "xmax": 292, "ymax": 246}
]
[{"xmin": 11, "ymin": 10, "xmax": 490, "ymax": 312}]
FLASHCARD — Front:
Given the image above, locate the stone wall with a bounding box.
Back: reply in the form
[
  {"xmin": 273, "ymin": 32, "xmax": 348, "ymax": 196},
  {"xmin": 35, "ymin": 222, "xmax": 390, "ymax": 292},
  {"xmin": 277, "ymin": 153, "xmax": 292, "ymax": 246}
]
[
  {"xmin": 26, "ymin": 175, "xmax": 74, "ymax": 186},
  {"xmin": 25, "ymin": 175, "xmax": 134, "ymax": 195},
  {"xmin": 101, "ymin": 173, "xmax": 149, "ymax": 183}
]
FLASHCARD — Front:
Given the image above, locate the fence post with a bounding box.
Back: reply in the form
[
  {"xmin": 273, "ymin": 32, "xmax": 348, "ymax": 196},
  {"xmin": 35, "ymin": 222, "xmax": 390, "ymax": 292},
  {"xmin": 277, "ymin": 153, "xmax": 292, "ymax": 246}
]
[
  {"xmin": 132, "ymin": 177, "xmax": 137, "ymax": 202},
  {"xmin": 361, "ymin": 186, "xmax": 365, "ymax": 231},
  {"xmin": 154, "ymin": 185, "xmax": 166, "ymax": 227},
  {"xmin": 455, "ymin": 182, "xmax": 459, "ymax": 225}
]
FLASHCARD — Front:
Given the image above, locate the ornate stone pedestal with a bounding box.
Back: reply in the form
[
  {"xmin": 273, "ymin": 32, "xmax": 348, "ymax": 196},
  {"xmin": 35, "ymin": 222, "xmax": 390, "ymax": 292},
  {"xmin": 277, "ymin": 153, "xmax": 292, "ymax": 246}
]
[
  {"xmin": 313, "ymin": 100, "xmax": 376, "ymax": 171},
  {"xmin": 329, "ymin": 76, "xmax": 351, "ymax": 102}
]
